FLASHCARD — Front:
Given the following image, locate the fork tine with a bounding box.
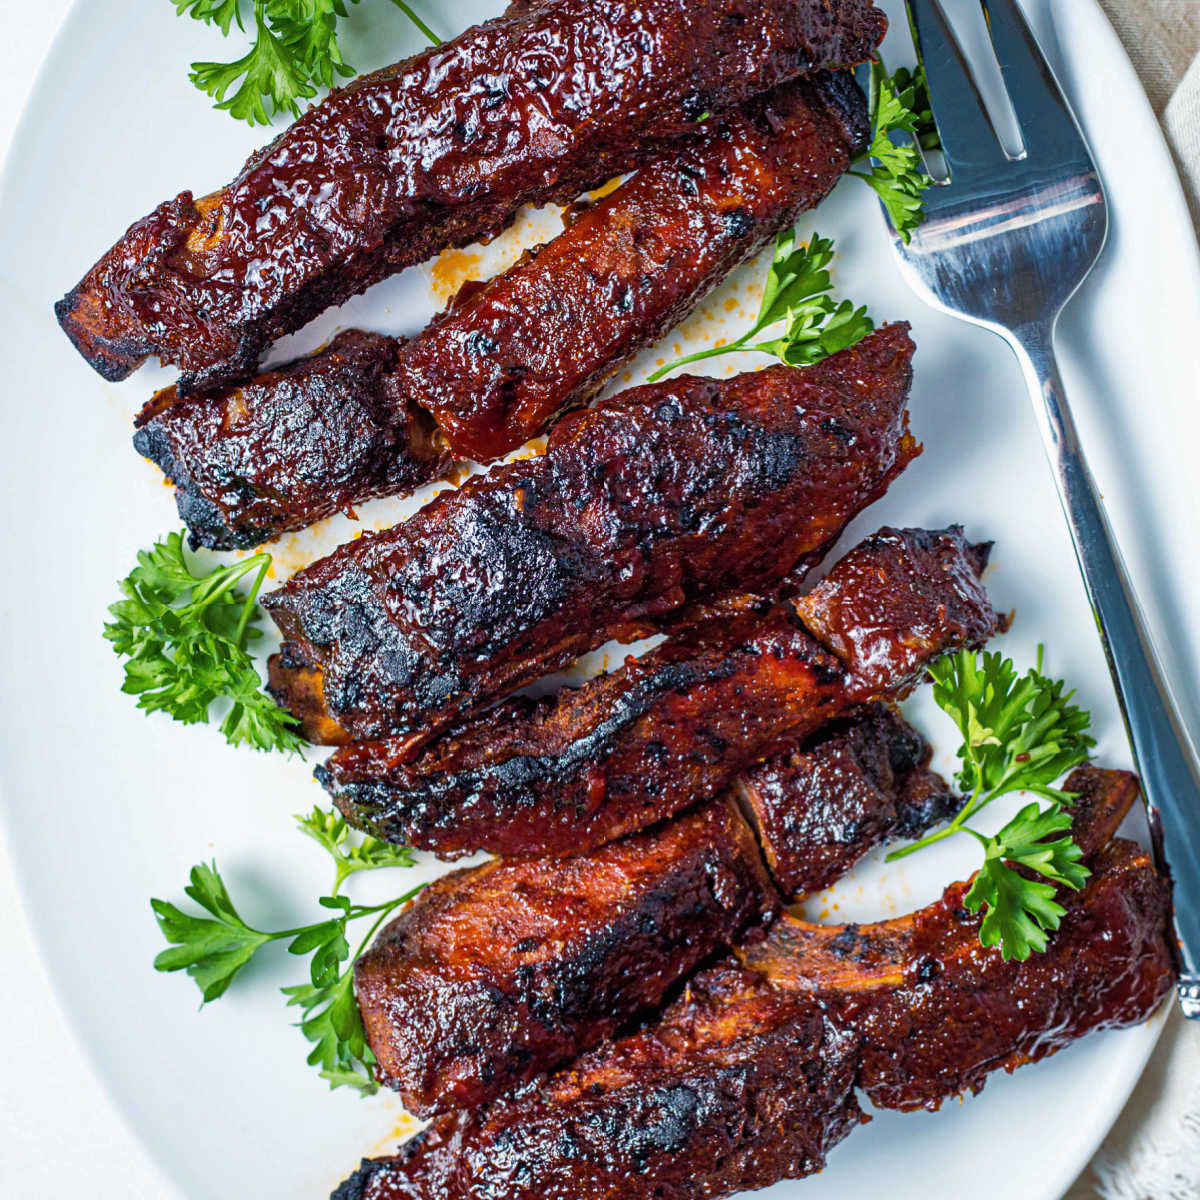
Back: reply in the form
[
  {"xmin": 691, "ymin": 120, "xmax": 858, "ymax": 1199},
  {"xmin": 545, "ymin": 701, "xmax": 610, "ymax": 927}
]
[
  {"xmin": 981, "ymin": 0, "xmax": 1091, "ymax": 161},
  {"xmin": 907, "ymin": 0, "xmax": 1007, "ymax": 176}
]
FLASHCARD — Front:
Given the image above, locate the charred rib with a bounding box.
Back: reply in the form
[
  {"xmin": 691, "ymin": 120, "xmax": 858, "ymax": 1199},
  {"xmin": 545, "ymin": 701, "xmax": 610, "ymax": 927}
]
[
  {"xmin": 744, "ymin": 767, "xmax": 1175, "ymax": 1111},
  {"xmin": 323, "ymin": 527, "xmax": 999, "ymax": 857},
  {"xmin": 739, "ymin": 703, "xmax": 958, "ymax": 897},
  {"xmin": 132, "ymin": 331, "xmax": 448, "ymax": 550},
  {"xmin": 266, "ymin": 325, "xmax": 919, "ymax": 746},
  {"xmin": 335, "ymin": 964, "xmax": 864, "ymax": 1200}
]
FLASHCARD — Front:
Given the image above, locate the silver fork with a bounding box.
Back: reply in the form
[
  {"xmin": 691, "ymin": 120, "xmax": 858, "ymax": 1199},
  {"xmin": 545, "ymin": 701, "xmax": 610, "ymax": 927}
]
[{"xmin": 887, "ymin": 0, "xmax": 1200, "ymax": 1015}]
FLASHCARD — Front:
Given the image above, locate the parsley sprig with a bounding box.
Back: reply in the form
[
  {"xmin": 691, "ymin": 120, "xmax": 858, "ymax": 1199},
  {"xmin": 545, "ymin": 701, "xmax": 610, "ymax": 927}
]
[
  {"xmin": 888, "ymin": 648, "xmax": 1097, "ymax": 961},
  {"xmin": 850, "ymin": 62, "xmax": 939, "ymax": 242},
  {"xmin": 175, "ymin": 0, "xmax": 440, "ymax": 125},
  {"xmin": 647, "ymin": 231, "xmax": 874, "ymax": 381},
  {"xmin": 153, "ymin": 806, "xmax": 423, "ymax": 1092},
  {"xmin": 104, "ymin": 531, "xmax": 303, "ymax": 754}
]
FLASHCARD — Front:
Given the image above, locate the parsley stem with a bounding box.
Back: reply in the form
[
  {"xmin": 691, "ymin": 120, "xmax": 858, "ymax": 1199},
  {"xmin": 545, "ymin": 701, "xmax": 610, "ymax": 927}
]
[
  {"xmin": 886, "ymin": 786, "xmax": 991, "ymax": 861},
  {"xmin": 235, "ymin": 555, "xmax": 272, "ymax": 650},
  {"xmin": 349, "ymin": 885, "xmax": 425, "ymax": 959},
  {"xmin": 646, "ymin": 337, "xmax": 752, "ymax": 382},
  {"xmin": 385, "ymin": 0, "xmax": 441, "ymax": 45}
]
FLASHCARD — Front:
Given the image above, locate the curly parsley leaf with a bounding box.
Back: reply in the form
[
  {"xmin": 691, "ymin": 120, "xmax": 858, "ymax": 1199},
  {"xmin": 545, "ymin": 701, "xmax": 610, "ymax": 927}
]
[
  {"xmin": 888, "ymin": 648, "xmax": 1096, "ymax": 961},
  {"xmin": 174, "ymin": 0, "xmax": 440, "ymax": 126},
  {"xmin": 174, "ymin": 0, "xmax": 245, "ymax": 35},
  {"xmin": 647, "ymin": 231, "xmax": 874, "ymax": 381},
  {"xmin": 104, "ymin": 530, "xmax": 304, "ymax": 754},
  {"xmin": 153, "ymin": 813, "xmax": 425, "ymax": 1092},
  {"xmin": 966, "ymin": 804, "xmax": 1090, "ymax": 960},
  {"xmin": 930, "ymin": 648, "xmax": 1096, "ymax": 806},
  {"xmin": 849, "ymin": 63, "xmax": 938, "ymax": 242},
  {"xmin": 296, "ymin": 805, "xmax": 418, "ymax": 892}
]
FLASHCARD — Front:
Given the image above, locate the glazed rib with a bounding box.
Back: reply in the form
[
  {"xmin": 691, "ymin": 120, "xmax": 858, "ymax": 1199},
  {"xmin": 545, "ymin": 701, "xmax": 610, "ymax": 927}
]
[
  {"xmin": 266, "ymin": 325, "xmax": 919, "ymax": 746},
  {"xmin": 356, "ymin": 796, "xmax": 779, "ymax": 1117},
  {"xmin": 334, "ymin": 770, "xmax": 1172, "ymax": 1200},
  {"xmin": 335, "ymin": 964, "xmax": 865, "ymax": 1200},
  {"xmin": 132, "ymin": 331, "xmax": 447, "ymax": 549},
  {"xmin": 356, "ymin": 705, "xmax": 950, "ymax": 1116},
  {"xmin": 744, "ymin": 767, "xmax": 1175, "ymax": 1112},
  {"xmin": 323, "ymin": 526, "xmax": 999, "ymax": 857},
  {"xmin": 56, "ymin": 0, "xmax": 886, "ymax": 392},
  {"xmin": 401, "ymin": 74, "xmax": 869, "ymax": 463},
  {"xmin": 738, "ymin": 703, "xmax": 958, "ymax": 896},
  {"xmin": 131, "ymin": 72, "xmax": 870, "ymax": 549}
]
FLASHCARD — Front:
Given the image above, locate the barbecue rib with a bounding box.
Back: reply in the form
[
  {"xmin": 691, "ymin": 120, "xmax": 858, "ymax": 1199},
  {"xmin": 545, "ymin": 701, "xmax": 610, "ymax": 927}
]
[
  {"xmin": 335, "ymin": 965, "xmax": 865, "ymax": 1200},
  {"xmin": 334, "ymin": 768, "xmax": 1172, "ymax": 1200},
  {"xmin": 266, "ymin": 325, "xmax": 920, "ymax": 746},
  {"xmin": 356, "ymin": 705, "xmax": 949, "ymax": 1116},
  {"xmin": 131, "ymin": 72, "xmax": 870, "ymax": 549},
  {"xmin": 356, "ymin": 796, "xmax": 778, "ymax": 1116},
  {"xmin": 402, "ymin": 75, "xmax": 869, "ymax": 463},
  {"xmin": 324, "ymin": 527, "xmax": 999, "ymax": 857},
  {"xmin": 738, "ymin": 703, "xmax": 958, "ymax": 896},
  {"xmin": 744, "ymin": 767, "xmax": 1175, "ymax": 1112},
  {"xmin": 56, "ymin": 0, "xmax": 886, "ymax": 392},
  {"xmin": 132, "ymin": 331, "xmax": 448, "ymax": 549}
]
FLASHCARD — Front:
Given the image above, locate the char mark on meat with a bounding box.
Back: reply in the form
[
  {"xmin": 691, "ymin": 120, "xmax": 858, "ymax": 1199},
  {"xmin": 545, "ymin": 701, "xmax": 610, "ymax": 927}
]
[
  {"xmin": 265, "ymin": 325, "xmax": 919, "ymax": 746},
  {"xmin": 131, "ymin": 331, "xmax": 448, "ymax": 549},
  {"xmin": 322, "ymin": 526, "xmax": 999, "ymax": 858},
  {"xmin": 355, "ymin": 797, "xmax": 779, "ymax": 1116}
]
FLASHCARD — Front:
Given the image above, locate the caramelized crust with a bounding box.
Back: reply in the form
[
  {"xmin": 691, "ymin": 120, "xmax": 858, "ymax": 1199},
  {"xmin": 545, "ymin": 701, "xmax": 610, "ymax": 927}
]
[
  {"xmin": 131, "ymin": 331, "xmax": 448, "ymax": 549},
  {"xmin": 323, "ymin": 527, "xmax": 999, "ymax": 857},
  {"xmin": 266, "ymin": 326, "xmax": 920, "ymax": 745},
  {"xmin": 56, "ymin": 0, "xmax": 886, "ymax": 391},
  {"xmin": 130, "ymin": 75, "xmax": 869, "ymax": 551},
  {"xmin": 795, "ymin": 525, "xmax": 1002, "ymax": 697},
  {"xmin": 744, "ymin": 769, "xmax": 1174, "ymax": 1111},
  {"xmin": 740, "ymin": 703, "xmax": 958, "ymax": 896},
  {"xmin": 355, "ymin": 797, "xmax": 778, "ymax": 1116},
  {"xmin": 355, "ymin": 707, "xmax": 948, "ymax": 1117},
  {"xmin": 334, "ymin": 964, "xmax": 864, "ymax": 1200},
  {"xmin": 404, "ymin": 75, "xmax": 869, "ymax": 462}
]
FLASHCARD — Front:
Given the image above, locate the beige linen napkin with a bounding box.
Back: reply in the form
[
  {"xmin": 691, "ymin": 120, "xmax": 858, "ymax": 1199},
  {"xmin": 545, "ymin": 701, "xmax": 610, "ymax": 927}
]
[
  {"xmin": 1098, "ymin": 0, "xmax": 1200, "ymax": 224},
  {"xmin": 1064, "ymin": 4, "xmax": 1200, "ymax": 1198}
]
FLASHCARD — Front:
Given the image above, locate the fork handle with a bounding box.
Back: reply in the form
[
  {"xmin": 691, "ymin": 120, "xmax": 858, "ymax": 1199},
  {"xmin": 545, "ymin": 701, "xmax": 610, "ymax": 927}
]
[{"xmin": 1007, "ymin": 319, "xmax": 1200, "ymax": 1016}]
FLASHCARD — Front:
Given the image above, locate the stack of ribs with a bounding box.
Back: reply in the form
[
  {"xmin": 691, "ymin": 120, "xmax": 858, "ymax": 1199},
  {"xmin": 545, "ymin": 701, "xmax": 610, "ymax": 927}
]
[
  {"xmin": 264, "ymin": 324, "xmax": 919, "ymax": 748},
  {"xmin": 58, "ymin": 0, "xmax": 891, "ymax": 551},
  {"xmin": 305, "ymin": 528, "xmax": 1171, "ymax": 1198},
  {"xmin": 128, "ymin": 71, "xmax": 875, "ymax": 548},
  {"xmin": 332, "ymin": 766, "xmax": 1172, "ymax": 1200}
]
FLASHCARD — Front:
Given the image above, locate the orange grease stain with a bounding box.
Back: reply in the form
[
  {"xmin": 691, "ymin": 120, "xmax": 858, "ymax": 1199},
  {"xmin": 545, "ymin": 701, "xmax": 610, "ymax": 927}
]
[
  {"xmin": 430, "ymin": 249, "xmax": 484, "ymax": 302},
  {"xmin": 369, "ymin": 1112, "xmax": 424, "ymax": 1158},
  {"xmin": 588, "ymin": 176, "xmax": 623, "ymax": 202}
]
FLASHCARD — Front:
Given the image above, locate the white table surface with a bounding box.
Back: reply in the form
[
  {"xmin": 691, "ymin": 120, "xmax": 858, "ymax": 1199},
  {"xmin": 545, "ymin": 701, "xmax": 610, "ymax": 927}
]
[{"xmin": 0, "ymin": 5, "xmax": 1182, "ymax": 1199}]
